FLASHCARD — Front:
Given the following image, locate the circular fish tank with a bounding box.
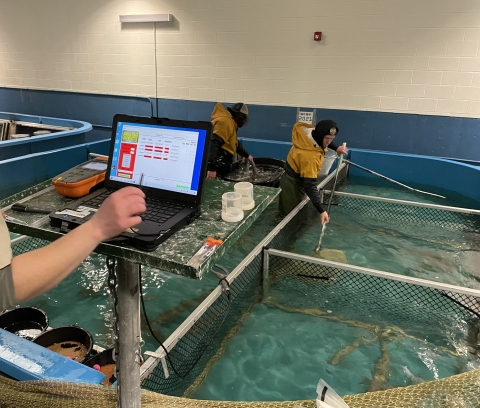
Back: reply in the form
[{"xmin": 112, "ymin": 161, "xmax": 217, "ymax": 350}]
[
  {"xmin": 224, "ymin": 157, "xmax": 285, "ymax": 187},
  {"xmin": 33, "ymin": 326, "xmax": 93, "ymax": 362},
  {"xmin": 0, "ymin": 307, "xmax": 49, "ymax": 341}
]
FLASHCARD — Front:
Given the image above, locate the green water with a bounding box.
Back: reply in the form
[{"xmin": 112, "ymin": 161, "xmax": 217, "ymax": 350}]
[
  {"xmin": 17, "ymin": 178, "xmax": 480, "ymax": 401},
  {"xmin": 21, "ymin": 256, "xmax": 219, "ymax": 351},
  {"xmin": 19, "ymin": 197, "xmax": 283, "ymax": 352},
  {"xmin": 192, "ymin": 302, "xmax": 478, "ymax": 401},
  {"xmin": 192, "ymin": 179, "xmax": 480, "ymax": 401},
  {"xmin": 316, "ymin": 179, "xmax": 480, "ymax": 289}
]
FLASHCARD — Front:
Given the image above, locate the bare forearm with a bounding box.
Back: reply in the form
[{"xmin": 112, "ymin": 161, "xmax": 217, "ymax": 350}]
[
  {"xmin": 9, "ymin": 186, "xmax": 146, "ymax": 304},
  {"xmin": 11, "ymin": 222, "xmax": 103, "ymax": 303}
]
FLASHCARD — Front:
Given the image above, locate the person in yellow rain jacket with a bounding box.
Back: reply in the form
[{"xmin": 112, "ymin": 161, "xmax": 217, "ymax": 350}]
[
  {"xmin": 279, "ymin": 120, "xmax": 347, "ymax": 224},
  {"xmin": 207, "ymin": 102, "xmax": 253, "ymax": 179}
]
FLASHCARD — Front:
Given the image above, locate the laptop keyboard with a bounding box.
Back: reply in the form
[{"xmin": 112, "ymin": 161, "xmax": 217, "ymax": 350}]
[
  {"xmin": 82, "ymin": 191, "xmax": 184, "ymax": 223},
  {"xmin": 144, "ymin": 197, "xmax": 184, "ymax": 223},
  {"xmin": 82, "ymin": 191, "xmax": 112, "ymax": 208}
]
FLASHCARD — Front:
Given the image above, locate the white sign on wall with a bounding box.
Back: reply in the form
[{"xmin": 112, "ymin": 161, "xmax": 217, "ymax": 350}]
[{"xmin": 296, "ymin": 108, "xmax": 316, "ymax": 125}]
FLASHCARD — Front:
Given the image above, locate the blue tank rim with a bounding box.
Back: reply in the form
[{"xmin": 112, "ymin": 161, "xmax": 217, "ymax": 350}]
[{"xmin": 0, "ymin": 111, "xmax": 92, "ymax": 146}]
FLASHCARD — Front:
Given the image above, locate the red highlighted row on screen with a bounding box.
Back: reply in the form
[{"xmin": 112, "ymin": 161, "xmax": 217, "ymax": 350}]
[{"xmin": 144, "ymin": 146, "xmax": 170, "ymax": 151}]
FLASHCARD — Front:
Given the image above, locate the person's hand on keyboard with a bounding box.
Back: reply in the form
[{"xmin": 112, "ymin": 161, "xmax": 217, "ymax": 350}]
[
  {"xmin": 4, "ymin": 187, "xmax": 147, "ymax": 308},
  {"xmin": 88, "ymin": 187, "xmax": 146, "ymax": 242}
]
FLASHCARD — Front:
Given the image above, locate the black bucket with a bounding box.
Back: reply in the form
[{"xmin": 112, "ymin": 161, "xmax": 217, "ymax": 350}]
[
  {"xmin": 33, "ymin": 326, "xmax": 93, "ymax": 363},
  {"xmin": 84, "ymin": 348, "xmax": 116, "ymax": 385},
  {"xmin": 224, "ymin": 157, "xmax": 285, "ymax": 187},
  {"xmin": 0, "ymin": 307, "xmax": 49, "ymax": 341}
]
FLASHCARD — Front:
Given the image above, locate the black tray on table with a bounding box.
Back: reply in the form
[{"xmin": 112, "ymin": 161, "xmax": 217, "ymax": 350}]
[{"xmin": 224, "ymin": 157, "xmax": 285, "ymax": 187}]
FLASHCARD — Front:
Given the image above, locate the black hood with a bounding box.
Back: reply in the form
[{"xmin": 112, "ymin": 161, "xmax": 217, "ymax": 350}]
[{"xmin": 311, "ymin": 120, "xmax": 339, "ymax": 146}]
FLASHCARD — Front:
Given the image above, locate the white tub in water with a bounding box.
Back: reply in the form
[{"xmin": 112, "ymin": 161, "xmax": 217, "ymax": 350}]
[{"xmin": 320, "ymin": 149, "xmax": 337, "ymax": 175}]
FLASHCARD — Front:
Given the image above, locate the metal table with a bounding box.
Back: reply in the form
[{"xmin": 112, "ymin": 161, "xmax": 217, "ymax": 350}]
[{"xmin": 1, "ymin": 178, "xmax": 280, "ymax": 407}]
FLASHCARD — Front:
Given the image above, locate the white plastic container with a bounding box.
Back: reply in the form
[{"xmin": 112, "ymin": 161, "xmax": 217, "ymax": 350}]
[
  {"xmin": 320, "ymin": 149, "xmax": 337, "ymax": 175},
  {"xmin": 234, "ymin": 181, "xmax": 255, "ymax": 210},
  {"xmin": 316, "ymin": 379, "xmax": 350, "ymax": 408},
  {"xmin": 221, "ymin": 192, "xmax": 244, "ymax": 222}
]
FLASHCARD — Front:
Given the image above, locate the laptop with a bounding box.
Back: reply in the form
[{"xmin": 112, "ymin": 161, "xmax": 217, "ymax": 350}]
[{"xmin": 49, "ymin": 114, "xmax": 212, "ymax": 251}]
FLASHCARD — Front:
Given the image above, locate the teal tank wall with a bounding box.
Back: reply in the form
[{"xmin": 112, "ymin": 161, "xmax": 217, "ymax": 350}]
[
  {"xmin": 0, "ymin": 111, "xmax": 91, "ymax": 161},
  {"xmin": 348, "ymin": 149, "xmax": 480, "ymax": 205}
]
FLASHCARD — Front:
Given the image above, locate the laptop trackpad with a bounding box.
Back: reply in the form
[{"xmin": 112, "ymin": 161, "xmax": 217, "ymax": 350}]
[{"xmin": 133, "ymin": 220, "xmax": 165, "ymax": 236}]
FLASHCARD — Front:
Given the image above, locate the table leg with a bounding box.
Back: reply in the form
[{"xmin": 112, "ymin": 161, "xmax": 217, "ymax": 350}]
[{"xmin": 116, "ymin": 258, "xmax": 142, "ymax": 408}]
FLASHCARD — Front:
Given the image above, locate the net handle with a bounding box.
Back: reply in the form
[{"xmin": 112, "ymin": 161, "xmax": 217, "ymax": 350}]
[{"xmin": 326, "ymin": 142, "xmax": 346, "ymax": 213}]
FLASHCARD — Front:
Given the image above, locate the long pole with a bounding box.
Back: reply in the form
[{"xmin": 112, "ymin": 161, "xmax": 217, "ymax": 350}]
[
  {"xmin": 344, "ymin": 160, "xmax": 446, "ymax": 199},
  {"xmin": 116, "ymin": 258, "xmax": 142, "ymax": 408},
  {"xmin": 326, "ymin": 143, "xmax": 347, "ymax": 213},
  {"xmin": 315, "ymin": 223, "xmax": 327, "ymax": 252},
  {"xmin": 316, "ymin": 143, "xmax": 346, "ymax": 252}
]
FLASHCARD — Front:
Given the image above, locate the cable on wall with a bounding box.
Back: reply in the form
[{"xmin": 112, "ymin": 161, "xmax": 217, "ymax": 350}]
[
  {"xmin": 119, "ymin": 14, "xmax": 173, "ymax": 118},
  {"xmin": 154, "ymin": 22, "xmax": 158, "ymax": 117}
]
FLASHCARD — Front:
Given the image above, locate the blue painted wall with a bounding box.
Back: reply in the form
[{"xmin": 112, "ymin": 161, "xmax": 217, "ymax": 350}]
[
  {"xmin": 1, "ymin": 136, "xmax": 479, "ymax": 206},
  {"xmin": 0, "ymin": 88, "xmax": 153, "ymax": 143},
  {"xmin": 1, "ymin": 88, "xmax": 479, "ymax": 163},
  {"xmin": 239, "ymin": 138, "xmax": 291, "ymax": 161}
]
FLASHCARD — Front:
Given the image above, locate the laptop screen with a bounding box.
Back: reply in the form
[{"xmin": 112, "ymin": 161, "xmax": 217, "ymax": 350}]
[{"xmin": 109, "ymin": 121, "xmax": 207, "ymax": 196}]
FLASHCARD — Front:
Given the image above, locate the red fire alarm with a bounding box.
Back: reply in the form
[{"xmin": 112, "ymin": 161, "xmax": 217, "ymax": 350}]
[{"xmin": 314, "ymin": 32, "xmax": 322, "ymax": 41}]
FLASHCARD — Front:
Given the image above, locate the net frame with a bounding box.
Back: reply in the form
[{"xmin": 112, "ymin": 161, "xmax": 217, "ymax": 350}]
[
  {"xmin": 139, "ymin": 163, "xmax": 480, "ymax": 397},
  {"xmin": 263, "ymin": 247, "xmax": 480, "ymax": 318},
  {"xmin": 139, "ymin": 166, "xmax": 348, "ymax": 395},
  {"xmin": 8, "ymin": 162, "xmax": 480, "ymax": 402},
  {"xmin": 321, "ymin": 190, "xmax": 480, "ymax": 231}
]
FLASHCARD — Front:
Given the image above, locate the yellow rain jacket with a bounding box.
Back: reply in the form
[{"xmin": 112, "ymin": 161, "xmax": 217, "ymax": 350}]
[
  {"xmin": 211, "ymin": 103, "xmax": 238, "ymax": 155},
  {"xmin": 286, "ymin": 122, "xmax": 327, "ymax": 178}
]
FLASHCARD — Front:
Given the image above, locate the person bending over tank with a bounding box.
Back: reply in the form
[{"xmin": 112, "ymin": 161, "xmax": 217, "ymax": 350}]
[
  {"xmin": 279, "ymin": 119, "xmax": 347, "ymax": 224},
  {"xmin": 0, "ymin": 187, "xmax": 146, "ymax": 312},
  {"xmin": 207, "ymin": 102, "xmax": 254, "ymax": 180}
]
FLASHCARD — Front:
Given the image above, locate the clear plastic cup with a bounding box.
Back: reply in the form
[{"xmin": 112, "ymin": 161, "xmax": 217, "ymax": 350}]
[
  {"xmin": 234, "ymin": 182, "xmax": 255, "ymax": 210},
  {"xmin": 221, "ymin": 192, "xmax": 244, "ymax": 222}
]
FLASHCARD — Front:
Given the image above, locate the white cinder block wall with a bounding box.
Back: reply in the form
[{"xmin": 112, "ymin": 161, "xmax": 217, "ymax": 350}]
[{"xmin": 1, "ymin": 0, "xmax": 480, "ymax": 117}]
